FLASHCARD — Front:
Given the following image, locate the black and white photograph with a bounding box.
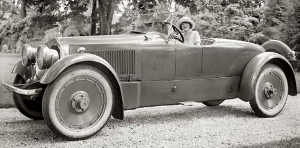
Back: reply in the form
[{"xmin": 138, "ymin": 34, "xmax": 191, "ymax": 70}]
[{"xmin": 0, "ymin": 0, "xmax": 300, "ymax": 147}]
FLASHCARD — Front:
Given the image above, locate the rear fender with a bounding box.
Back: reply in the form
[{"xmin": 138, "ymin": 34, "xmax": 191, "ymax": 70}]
[
  {"xmin": 262, "ymin": 40, "xmax": 293, "ymax": 57},
  {"xmin": 40, "ymin": 53, "xmax": 124, "ymax": 119},
  {"xmin": 238, "ymin": 52, "xmax": 297, "ymax": 102}
]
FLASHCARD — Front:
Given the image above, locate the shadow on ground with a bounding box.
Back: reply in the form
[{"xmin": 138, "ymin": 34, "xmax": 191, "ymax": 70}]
[
  {"xmin": 242, "ymin": 137, "xmax": 300, "ymax": 148},
  {"xmin": 110, "ymin": 103, "xmax": 256, "ymax": 126},
  {"xmin": 2, "ymin": 102, "xmax": 255, "ymax": 142}
]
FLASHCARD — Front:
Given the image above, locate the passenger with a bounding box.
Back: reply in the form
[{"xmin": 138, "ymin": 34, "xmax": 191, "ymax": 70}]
[{"xmin": 176, "ymin": 17, "xmax": 201, "ymax": 46}]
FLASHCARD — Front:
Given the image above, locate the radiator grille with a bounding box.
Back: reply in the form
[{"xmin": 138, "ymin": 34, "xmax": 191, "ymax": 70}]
[{"xmin": 86, "ymin": 50, "xmax": 135, "ymax": 75}]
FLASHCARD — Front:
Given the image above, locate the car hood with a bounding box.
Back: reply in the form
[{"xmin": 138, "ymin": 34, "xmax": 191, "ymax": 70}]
[
  {"xmin": 213, "ymin": 38, "xmax": 265, "ymax": 52},
  {"xmin": 59, "ymin": 34, "xmax": 143, "ymax": 45}
]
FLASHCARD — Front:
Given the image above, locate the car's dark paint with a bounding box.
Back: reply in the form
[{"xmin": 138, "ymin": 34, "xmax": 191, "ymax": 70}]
[
  {"xmin": 175, "ymin": 43, "xmax": 202, "ymax": 78},
  {"xmin": 49, "ymin": 34, "xmax": 297, "ymax": 112},
  {"xmin": 40, "ymin": 54, "xmax": 117, "ymax": 84},
  {"xmin": 202, "ymin": 39, "xmax": 264, "ymax": 78},
  {"xmin": 60, "ymin": 34, "xmax": 142, "ymax": 45},
  {"xmin": 142, "ymin": 35, "xmax": 176, "ymax": 81},
  {"xmin": 121, "ymin": 76, "xmax": 240, "ymax": 109},
  {"xmin": 11, "ymin": 34, "xmax": 298, "ymax": 112}
]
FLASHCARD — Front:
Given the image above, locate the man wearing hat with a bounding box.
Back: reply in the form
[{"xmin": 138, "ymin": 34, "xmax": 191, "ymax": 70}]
[{"xmin": 176, "ymin": 17, "xmax": 201, "ymax": 46}]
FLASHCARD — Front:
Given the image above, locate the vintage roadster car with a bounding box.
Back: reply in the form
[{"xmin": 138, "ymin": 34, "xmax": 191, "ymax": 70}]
[{"xmin": 2, "ymin": 12, "xmax": 298, "ymax": 140}]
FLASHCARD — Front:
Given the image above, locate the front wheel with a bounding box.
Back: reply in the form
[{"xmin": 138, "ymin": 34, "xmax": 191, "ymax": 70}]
[
  {"xmin": 42, "ymin": 65, "xmax": 114, "ymax": 140},
  {"xmin": 250, "ymin": 64, "xmax": 288, "ymax": 117},
  {"xmin": 12, "ymin": 75, "xmax": 43, "ymax": 120}
]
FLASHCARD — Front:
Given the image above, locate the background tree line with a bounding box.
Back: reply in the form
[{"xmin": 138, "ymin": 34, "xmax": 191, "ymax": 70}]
[{"xmin": 0, "ymin": 0, "xmax": 299, "ymax": 53}]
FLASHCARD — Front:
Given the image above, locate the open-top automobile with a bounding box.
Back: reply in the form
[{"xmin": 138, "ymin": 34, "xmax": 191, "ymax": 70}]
[{"xmin": 2, "ymin": 12, "xmax": 298, "ymax": 140}]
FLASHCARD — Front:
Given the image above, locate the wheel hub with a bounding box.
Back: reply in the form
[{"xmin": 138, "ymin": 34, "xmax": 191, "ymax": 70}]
[
  {"xmin": 71, "ymin": 91, "xmax": 90, "ymax": 113},
  {"xmin": 264, "ymin": 82, "xmax": 277, "ymax": 99}
]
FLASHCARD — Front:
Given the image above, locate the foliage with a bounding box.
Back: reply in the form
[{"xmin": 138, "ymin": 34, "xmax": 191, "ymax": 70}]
[
  {"xmin": 24, "ymin": 0, "xmax": 60, "ymax": 14},
  {"xmin": 64, "ymin": 0, "xmax": 89, "ymax": 17},
  {"xmin": 256, "ymin": 0, "xmax": 287, "ymax": 42},
  {"xmin": 0, "ymin": 14, "xmax": 59, "ymax": 51},
  {"xmin": 284, "ymin": 0, "xmax": 300, "ymax": 52},
  {"xmin": 113, "ymin": 7, "xmax": 137, "ymax": 34},
  {"xmin": 186, "ymin": 0, "xmax": 263, "ymax": 41},
  {"xmin": 0, "ymin": 0, "xmax": 299, "ymax": 52},
  {"xmin": 247, "ymin": 32, "xmax": 270, "ymax": 45},
  {"xmin": 0, "ymin": 0, "xmax": 19, "ymax": 20}
]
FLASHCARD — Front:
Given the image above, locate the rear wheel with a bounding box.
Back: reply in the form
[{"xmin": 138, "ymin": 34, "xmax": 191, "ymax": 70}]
[
  {"xmin": 250, "ymin": 64, "xmax": 288, "ymax": 117},
  {"xmin": 12, "ymin": 75, "xmax": 43, "ymax": 120},
  {"xmin": 42, "ymin": 65, "xmax": 114, "ymax": 140},
  {"xmin": 202, "ymin": 100, "xmax": 225, "ymax": 106}
]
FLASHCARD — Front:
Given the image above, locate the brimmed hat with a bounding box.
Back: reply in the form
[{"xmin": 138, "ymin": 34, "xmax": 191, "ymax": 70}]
[{"xmin": 176, "ymin": 17, "xmax": 196, "ymax": 30}]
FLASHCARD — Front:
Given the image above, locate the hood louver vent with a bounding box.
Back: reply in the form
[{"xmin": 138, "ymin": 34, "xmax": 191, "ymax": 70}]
[{"xmin": 86, "ymin": 50, "xmax": 135, "ymax": 75}]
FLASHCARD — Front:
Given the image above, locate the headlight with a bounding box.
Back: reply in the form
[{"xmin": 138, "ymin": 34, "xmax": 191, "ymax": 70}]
[
  {"xmin": 36, "ymin": 45, "xmax": 59, "ymax": 70},
  {"xmin": 21, "ymin": 44, "xmax": 37, "ymax": 66},
  {"xmin": 288, "ymin": 51, "xmax": 296, "ymax": 61}
]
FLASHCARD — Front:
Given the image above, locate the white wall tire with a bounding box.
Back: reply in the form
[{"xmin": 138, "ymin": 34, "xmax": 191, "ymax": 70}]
[
  {"xmin": 42, "ymin": 65, "xmax": 113, "ymax": 140},
  {"xmin": 250, "ymin": 64, "xmax": 288, "ymax": 117}
]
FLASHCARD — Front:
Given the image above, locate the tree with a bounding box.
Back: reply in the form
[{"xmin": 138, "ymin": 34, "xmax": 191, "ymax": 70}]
[
  {"xmin": 98, "ymin": 0, "xmax": 115, "ymax": 35},
  {"xmin": 284, "ymin": 0, "xmax": 300, "ymax": 51},
  {"xmin": 91, "ymin": 0, "xmax": 97, "ymax": 35},
  {"xmin": 182, "ymin": 0, "xmax": 263, "ymax": 40},
  {"xmin": 0, "ymin": 0, "xmax": 19, "ymax": 20},
  {"xmin": 89, "ymin": 0, "xmax": 118, "ymax": 35},
  {"xmin": 174, "ymin": 0, "xmax": 198, "ymax": 14},
  {"xmin": 258, "ymin": 0, "xmax": 287, "ymax": 41},
  {"xmin": 113, "ymin": 0, "xmax": 178, "ymax": 34},
  {"xmin": 24, "ymin": 0, "xmax": 60, "ymax": 15}
]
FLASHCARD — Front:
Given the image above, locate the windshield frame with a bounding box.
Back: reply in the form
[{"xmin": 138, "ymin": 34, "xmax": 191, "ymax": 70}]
[{"xmin": 131, "ymin": 12, "xmax": 176, "ymax": 37}]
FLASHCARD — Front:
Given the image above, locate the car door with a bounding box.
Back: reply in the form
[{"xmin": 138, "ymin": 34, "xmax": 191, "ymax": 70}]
[
  {"xmin": 175, "ymin": 42, "xmax": 203, "ymax": 79},
  {"xmin": 141, "ymin": 34, "xmax": 176, "ymax": 81}
]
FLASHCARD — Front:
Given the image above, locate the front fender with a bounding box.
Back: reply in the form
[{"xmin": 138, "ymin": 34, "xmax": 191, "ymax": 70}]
[
  {"xmin": 40, "ymin": 53, "xmax": 124, "ymax": 119},
  {"xmin": 238, "ymin": 52, "xmax": 297, "ymax": 102},
  {"xmin": 12, "ymin": 60, "xmax": 33, "ymax": 81},
  {"xmin": 40, "ymin": 53, "xmax": 116, "ymax": 84}
]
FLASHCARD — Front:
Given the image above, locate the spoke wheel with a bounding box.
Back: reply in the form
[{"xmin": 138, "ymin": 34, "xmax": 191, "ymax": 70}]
[
  {"xmin": 42, "ymin": 65, "xmax": 113, "ymax": 140},
  {"xmin": 250, "ymin": 64, "xmax": 288, "ymax": 117},
  {"xmin": 202, "ymin": 100, "xmax": 225, "ymax": 106},
  {"xmin": 12, "ymin": 75, "xmax": 43, "ymax": 120}
]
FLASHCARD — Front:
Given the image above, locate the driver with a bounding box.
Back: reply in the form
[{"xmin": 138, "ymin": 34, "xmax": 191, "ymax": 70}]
[{"xmin": 176, "ymin": 17, "xmax": 201, "ymax": 46}]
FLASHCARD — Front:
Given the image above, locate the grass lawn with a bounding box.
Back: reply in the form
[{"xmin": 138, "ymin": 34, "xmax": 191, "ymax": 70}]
[
  {"xmin": 0, "ymin": 53, "xmax": 21, "ymax": 107},
  {"xmin": 295, "ymin": 72, "xmax": 300, "ymax": 92}
]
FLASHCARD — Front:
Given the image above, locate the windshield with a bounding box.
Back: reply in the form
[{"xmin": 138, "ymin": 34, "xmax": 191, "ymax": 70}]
[{"xmin": 131, "ymin": 13, "xmax": 173, "ymax": 35}]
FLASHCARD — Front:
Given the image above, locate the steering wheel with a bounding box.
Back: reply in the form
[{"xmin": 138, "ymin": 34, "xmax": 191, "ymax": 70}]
[{"xmin": 171, "ymin": 25, "xmax": 184, "ymax": 43}]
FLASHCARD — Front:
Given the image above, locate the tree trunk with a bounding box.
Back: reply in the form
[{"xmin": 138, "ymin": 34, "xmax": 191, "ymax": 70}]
[
  {"xmin": 98, "ymin": 0, "xmax": 109, "ymax": 35},
  {"xmin": 20, "ymin": 0, "xmax": 26, "ymax": 18},
  {"xmin": 91, "ymin": 0, "xmax": 97, "ymax": 35},
  {"xmin": 94, "ymin": 0, "xmax": 116, "ymax": 35},
  {"xmin": 99, "ymin": 13, "xmax": 109, "ymax": 35},
  {"xmin": 107, "ymin": 0, "xmax": 116, "ymax": 34}
]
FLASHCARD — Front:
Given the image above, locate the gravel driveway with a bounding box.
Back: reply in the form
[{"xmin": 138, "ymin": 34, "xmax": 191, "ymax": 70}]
[{"xmin": 1, "ymin": 95, "xmax": 300, "ymax": 148}]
